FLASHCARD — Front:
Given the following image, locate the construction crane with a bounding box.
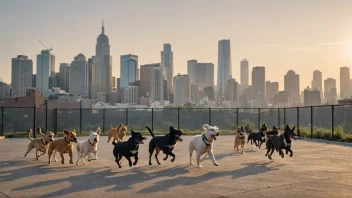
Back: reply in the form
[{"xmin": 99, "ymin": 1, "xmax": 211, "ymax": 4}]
[{"xmin": 38, "ymin": 40, "xmax": 53, "ymax": 51}]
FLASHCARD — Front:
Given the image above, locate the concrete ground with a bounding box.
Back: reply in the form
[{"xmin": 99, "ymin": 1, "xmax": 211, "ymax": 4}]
[{"xmin": 0, "ymin": 135, "xmax": 351, "ymax": 198}]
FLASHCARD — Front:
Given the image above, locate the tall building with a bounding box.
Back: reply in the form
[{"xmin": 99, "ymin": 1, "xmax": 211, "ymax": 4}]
[
  {"xmin": 284, "ymin": 70, "xmax": 300, "ymax": 106},
  {"xmin": 124, "ymin": 86, "xmax": 139, "ymax": 104},
  {"xmin": 187, "ymin": 60, "xmax": 214, "ymax": 88},
  {"xmin": 0, "ymin": 80, "xmax": 11, "ymax": 98},
  {"xmin": 88, "ymin": 59, "xmax": 94, "ymax": 98},
  {"xmin": 340, "ymin": 67, "xmax": 350, "ymax": 99},
  {"xmin": 324, "ymin": 78, "xmax": 337, "ymax": 104},
  {"xmin": 36, "ymin": 50, "xmax": 55, "ymax": 96},
  {"xmin": 95, "ymin": 21, "xmax": 112, "ymax": 94},
  {"xmin": 11, "ymin": 55, "xmax": 33, "ymax": 97},
  {"xmin": 217, "ymin": 39, "xmax": 232, "ymax": 96},
  {"xmin": 150, "ymin": 65, "xmax": 164, "ymax": 102},
  {"xmin": 173, "ymin": 74, "xmax": 191, "ymax": 105},
  {"xmin": 224, "ymin": 78, "xmax": 238, "ymax": 103},
  {"xmin": 120, "ymin": 54, "xmax": 138, "ymax": 89},
  {"xmin": 312, "ymin": 70, "xmax": 322, "ymax": 98},
  {"xmin": 240, "ymin": 59, "xmax": 249, "ymax": 85},
  {"xmin": 112, "ymin": 76, "xmax": 116, "ymax": 88},
  {"xmin": 69, "ymin": 54, "xmax": 88, "ymax": 96},
  {"xmin": 251, "ymin": 66, "xmax": 265, "ymax": 100},
  {"xmin": 161, "ymin": 43, "xmax": 173, "ymax": 100},
  {"xmin": 191, "ymin": 83, "xmax": 200, "ymax": 104},
  {"xmin": 32, "ymin": 74, "xmax": 36, "ymax": 87},
  {"xmin": 140, "ymin": 63, "xmax": 160, "ymax": 97},
  {"xmin": 203, "ymin": 86, "xmax": 215, "ymax": 101},
  {"xmin": 266, "ymin": 81, "xmax": 279, "ymax": 105},
  {"xmin": 59, "ymin": 63, "xmax": 69, "ymax": 92},
  {"xmin": 304, "ymin": 86, "xmax": 321, "ymax": 106}
]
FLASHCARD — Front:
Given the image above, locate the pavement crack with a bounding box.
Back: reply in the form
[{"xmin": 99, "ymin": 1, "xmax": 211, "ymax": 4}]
[{"xmin": 0, "ymin": 192, "xmax": 10, "ymax": 198}]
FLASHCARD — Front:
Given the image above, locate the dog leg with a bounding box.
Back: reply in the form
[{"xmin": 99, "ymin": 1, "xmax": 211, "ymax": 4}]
[
  {"xmin": 189, "ymin": 144, "xmax": 194, "ymax": 165},
  {"xmin": 69, "ymin": 151, "xmax": 74, "ymax": 164},
  {"xmin": 48, "ymin": 148, "xmax": 54, "ymax": 165},
  {"xmin": 288, "ymin": 147, "xmax": 293, "ymax": 157},
  {"xmin": 196, "ymin": 152, "xmax": 202, "ymax": 168},
  {"xmin": 241, "ymin": 145, "xmax": 244, "ymax": 154},
  {"xmin": 35, "ymin": 149, "xmax": 39, "ymax": 160},
  {"xmin": 125, "ymin": 155, "xmax": 133, "ymax": 167},
  {"xmin": 60, "ymin": 152, "xmax": 65, "ymax": 164},
  {"xmin": 53, "ymin": 150, "xmax": 58, "ymax": 162},
  {"xmin": 269, "ymin": 147, "xmax": 275, "ymax": 159},
  {"xmin": 163, "ymin": 154, "xmax": 169, "ymax": 161},
  {"xmin": 133, "ymin": 154, "xmax": 138, "ymax": 166},
  {"xmin": 207, "ymin": 150, "xmax": 218, "ymax": 166},
  {"xmin": 81, "ymin": 154, "xmax": 86, "ymax": 165},
  {"xmin": 93, "ymin": 150, "xmax": 98, "ymax": 160},
  {"xmin": 166, "ymin": 152, "xmax": 176, "ymax": 162},
  {"xmin": 24, "ymin": 144, "xmax": 33, "ymax": 157},
  {"xmin": 154, "ymin": 149, "xmax": 161, "ymax": 165},
  {"xmin": 76, "ymin": 152, "xmax": 81, "ymax": 165},
  {"xmin": 115, "ymin": 153, "xmax": 122, "ymax": 168},
  {"xmin": 37, "ymin": 148, "xmax": 46, "ymax": 159}
]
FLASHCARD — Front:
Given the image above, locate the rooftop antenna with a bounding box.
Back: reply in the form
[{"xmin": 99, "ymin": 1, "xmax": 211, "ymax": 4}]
[{"xmin": 38, "ymin": 40, "xmax": 53, "ymax": 52}]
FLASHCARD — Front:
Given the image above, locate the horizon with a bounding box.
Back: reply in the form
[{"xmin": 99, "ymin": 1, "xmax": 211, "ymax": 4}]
[{"xmin": 1, "ymin": 0, "xmax": 352, "ymax": 92}]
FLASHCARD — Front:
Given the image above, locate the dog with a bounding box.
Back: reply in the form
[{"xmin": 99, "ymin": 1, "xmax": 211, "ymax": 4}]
[
  {"xmin": 48, "ymin": 129, "xmax": 77, "ymax": 165},
  {"xmin": 189, "ymin": 124, "xmax": 220, "ymax": 168},
  {"xmin": 76, "ymin": 127, "xmax": 101, "ymax": 165},
  {"xmin": 234, "ymin": 126, "xmax": 246, "ymax": 154},
  {"xmin": 265, "ymin": 126, "xmax": 280, "ymax": 138},
  {"xmin": 24, "ymin": 129, "xmax": 55, "ymax": 160},
  {"xmin": 112, "ymin": 129, "xmax": 147, "ymax": 168},
  {"xmin": 247, "ymin": 123, "xmax": 267, "ymax": 148},
  {"xmin": 107, "ymin": 124, "xmax": 127, "ymax": 143},
  {"xmin": 147, "ymin": 126, "xmax": 183, "ymax": 165},
  {"xmin": 265, "ymin": 124, "xmax": 297, "ymax": 160}
]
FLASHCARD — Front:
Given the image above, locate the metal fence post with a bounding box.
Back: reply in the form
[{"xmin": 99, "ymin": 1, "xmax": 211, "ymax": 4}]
[
  {"xmin": 236, "ymin": 108, "xmax": 239, "ymax": 127},
  {"xmin": 177, "ymin": 107, "xmax": 180, "ymax": 129},
  {"xmin": 310, "ymin": 106, "xmax": 313, "ymax": 139},
  {"xmin": 152, "ymin": 108, "xmax": 154, "ymax": 131},
  {"xmin": 297, "ymin": 106, "xmax": 300, "ymax": 138},
  {"xmin": 278, "ymin": 108, "xmax": 280, "ymax": 129},
  {"xmin": 102, "ymin": 108, "xmax": 105, "ymax": 133},
  {"xmin": 125, "ymin": 108, "xmax": 128, "ymax": 126},
  {"xmin": 45, "ymin": 106, "xmax": 48, "ymax": 133},
  {"xmin": 258, "ymin": 108, "xmax": 261, "ymax": 131},
  {"xmin": 209, "ymin": 108, "xmax": 211, "ymax": 125},
  {"xmin": 54, "ymin": 108, "xmax": 57, "ymax": 134},
  {"xmin": 1, "ymin": 106, "xmax": 3, "ymax": 136},
  {"xmin": 284, "ymin": 107, "xmax": 286, "ymax": 126},
  {"xmin": 331, "ymin": 105, "xmax": 334, "ymax": 140},
  {"xmin": 33, "ymin": 105, "xmax": 36, "ymax": 138}
]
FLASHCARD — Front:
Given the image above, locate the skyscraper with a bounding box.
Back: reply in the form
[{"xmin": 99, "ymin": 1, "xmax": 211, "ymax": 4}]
[
  {"xmin": 217, "ymin": 39, "xmax": 232, "ymax": 96},
  {"xmin": 69, "ymin": 54, "xmax": 88, "ymax": 96},
  {"xmin": 187, "ymin": 60, "xmax": 214, "ymax": 88},
  {"xmin": 224, "ymin": 78, "xmax": 238, "ymax": 103},
  {"xmin": 95, "ymin": 21, "xmax": 112, "ymax": 94},
  {"xmin": 0, "ymin": 80, "xmax": 11, "ymax": 98},
  {"xmin": 88, "ymin": 59, "xmax": 94, "ymax": 98},
  {"xmin": 140, "ymin": 63, "xmax": 160, "ymax": 97},
  {"xmin": 161, "ymin": 43, "xmax": 173, "ymax": 100},
  {"xmin": 284, "ymin": 70, "xmax": 300, "ymax": 105},
  {"xmin": 251, "ymin": 66, "xmax": 265, "ymax": 100},
  {"xmin": 124, "ymin": 86, "xmax": 139, "ymax": 104},
  {"xmin": 312, "ymin": 70, "xmax": 322, "ymax": 98},
  {"xmin": 304, "ymin": 86, "xmax": 321, "ymax": 106},
  {"xmin": 173, "ymin": 74, "xmax": 191, "ymax": 105},
  {"xmin": 340, "ymin": 67, "xmax": 350, "ymax": 99},
  {"xmin": 36, "ymin": 50, "xmax": 55, "ymax": 96},
  {"xmin": 150, "ymin": 65, "xmax": 164, "ymax": 102},
  {"xmin": 240, "ymin": 59, "xmax": 249, "ymax": 85},
  {"xmin": 187, "ymin": 60, "xmax": 197, "ymax": 83},
  {"xmin": 59, "ymin": 63, "xmax": 69, "ymax": 92},
  {"xmin": 266, "ymin": 81, "xmax": 279, "ymax": 105},
  {"xmin": 324, "ymin": 78, "xmax": 336, "ymax": 104},
  {"xmin": 11, "ymin": 55, "xmax": 33, "ymax": 97},
  {"xmin": 120, "ymin": 54, "xmax": 138, "ymax": 89}
]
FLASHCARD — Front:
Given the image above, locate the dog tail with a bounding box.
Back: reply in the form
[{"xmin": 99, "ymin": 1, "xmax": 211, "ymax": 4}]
[
  {"xmin": 146, "ymin": 126, "xmax": 155, "ymax": 138},
  {"xmin": 27, "ymin": 129, "xmax": 34, "ymax": 141}
]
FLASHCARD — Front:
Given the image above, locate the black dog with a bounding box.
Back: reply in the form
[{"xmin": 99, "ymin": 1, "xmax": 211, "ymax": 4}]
[
  {"xmin": 265, "ymin": 125, "xmax": 296, "ymax": 160},
  {"xmin": 247, "ymin": 123, "xmax": 267, "ymax": 148},
  {"xmin": 146, "ymin": 126, "xmax": 183, "ymax": 165},
  {"xmin": 112, "ymin": 129, "xmax": 147, "ymax": 168},
  {"xmin": 265, "ymin": 125, "xmax": 279, "ymax": 139}
]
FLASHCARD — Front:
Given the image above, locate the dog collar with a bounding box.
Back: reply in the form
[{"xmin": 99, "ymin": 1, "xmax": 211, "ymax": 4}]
[
  {"xmin": 40, "ymin": 138, "xmax": 47, "ymax": 145},
  {"xmin": 88, "ymin": 139, "xmax": 96, "ymax": 146},
  {"xmin": 202, "ymin": 134, "xmax": 211, "ymax": 146},
  {"xmin": 64, "ymin": 137, "xmax": 70, "ymax": 145}
]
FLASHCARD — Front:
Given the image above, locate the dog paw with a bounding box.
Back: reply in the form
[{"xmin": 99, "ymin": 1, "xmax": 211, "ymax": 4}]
[
  {"xmin": 290, "ymin": 154, "xmax": 293, "ymax": 157},
  {"xmin": 214, "ymin": 163, "xmax": 219, "ymax": 166},
  {"xmin": 190, "ymin": 162, "xmax": 193, "ymax": 165},
  {"xmin": 171, "ymin": 159, "xmax": 175, "ymax": 163},
  {"xmin": 61, "ymin": 161, "xmax": 64, "ymax": 164},
  {"xmin": 76, "ymin": 163, "xmax": 79, "ymax": 165},
  {"xmin": 54, "ymin": 159, "xmax": 58, "ymax": 162},
  {"xmin": 163, "ymin": 158, "xmax": 167, "ymax": 161},
  {"xmin": 197, "ymin": 165, "xmax": 202, "ymax": 168},
  {"xmin": 88, "ymin": 159, "xmax": 91, "ymax": 162},
  {"xmin": 70, "ymin": 161, "xmax": 73, "ymax": 164},
  {"xmin": 129, "ymin": 164, "xmax": 132, "ymax": 167},
  {"xmin": 133, "ymin": 162, "xmax": 137, "ymax": 166}
]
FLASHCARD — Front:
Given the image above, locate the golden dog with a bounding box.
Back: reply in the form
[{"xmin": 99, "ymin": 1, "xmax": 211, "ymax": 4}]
[
  {"xmin": 107, "ymin": 124, "xmax": 127, "ymax": 143},
  {"xmin": 24, "ymin": 129, "xmax": 55, "ymax": 160},
  {"xmin": 234, "ymin": 126, "xmax": 246, "ymax": 154},
  {"xmin": 48, "ymin": 129, "xmax": 77, "ymax": 165}
]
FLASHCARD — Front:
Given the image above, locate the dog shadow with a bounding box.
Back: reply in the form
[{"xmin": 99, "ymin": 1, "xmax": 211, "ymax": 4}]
[
  {"xmin": 12, "ymin": 164, "xmax": 191, "ymax": 197},
  {"xmin": 138, "ymin": 161, "xmax": 282, "ymax": 194}
]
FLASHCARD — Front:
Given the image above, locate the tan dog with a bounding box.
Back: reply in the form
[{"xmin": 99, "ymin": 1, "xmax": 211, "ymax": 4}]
[
  {"xmin": 48, "ymin": 129, "xmax": 77, "ymax": 165},
  {"xmin": 234, "ymin": 126, "xmax": 246, "ymax": 154},
  {"xmin": 107, "ymin": 124, "xmax": 127, "ymax": 143},
  {"xmin": 24, "ymin": 129, "xmax": 55, "ymax": 160}
]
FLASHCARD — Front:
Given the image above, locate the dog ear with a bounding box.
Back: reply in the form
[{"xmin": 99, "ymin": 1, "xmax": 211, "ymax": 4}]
[
  {"xmin": 64, "ymin": 129, "xmax": 69, "ymax": 135},
  {"xmin": 240, "ymin": 126, "xmax": 244, "ymax": 131},
  {"xmin": 170, "ymin": 126, "xmax": 175, "ymax": 131},
  {"xmin": 131, "ymin": 129, "xmax": 136, "ymax": 135},
  {"xmin": 96, "ymin": 127, "xmax": 101, "ymax": 135},
  {"xmin": 292, "ymin": 126, "xmax": 295, "ymax": 131},
  {"xmin": 109, "ymin": 124, "xmax": 112, "ymax": 130},
  {"xmin": 89, "ymin": 131, "xmax": 93, "ymax": 134},
  {"xmin": 203, "ymin": 124, "xmax": 209, "ymax": 130},
  {"xmin": 72, "ymin": 130, "xmax": 77, "ymax": 136}
]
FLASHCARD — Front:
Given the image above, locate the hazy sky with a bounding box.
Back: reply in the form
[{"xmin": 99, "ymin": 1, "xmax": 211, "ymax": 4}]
[{"xmin": 1, "ymin": 0, "xmax": 352, "ymax": 92}]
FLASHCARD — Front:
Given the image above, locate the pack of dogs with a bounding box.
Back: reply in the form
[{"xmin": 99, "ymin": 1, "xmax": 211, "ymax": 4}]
[{"xmin": 24, "ymin": 122, "xmax": 297, "ymax": 168}]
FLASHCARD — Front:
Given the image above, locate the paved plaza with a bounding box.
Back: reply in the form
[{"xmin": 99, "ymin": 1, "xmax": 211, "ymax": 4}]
[{"xmin": 0, "ymin": 135, "xmax": 351, "ymax": 198}]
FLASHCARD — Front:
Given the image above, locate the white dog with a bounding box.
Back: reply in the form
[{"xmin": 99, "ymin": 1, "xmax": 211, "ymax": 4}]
[
  {"xmin": 76, "ymin": 127, "xmax": 101, "ymax": 165},
  {"xmin": 189, "ymin": 124, "xmax": 220, "ymax": 168}
]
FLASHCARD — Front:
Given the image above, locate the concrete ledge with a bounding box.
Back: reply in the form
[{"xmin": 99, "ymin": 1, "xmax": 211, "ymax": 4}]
[{"xmin": 0, "ymin": 136, "xmax": 4, "ymax": 140}]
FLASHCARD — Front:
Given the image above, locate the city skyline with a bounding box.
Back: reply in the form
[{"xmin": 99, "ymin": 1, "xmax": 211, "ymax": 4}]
[{"xmin": 1, "ymin": 0, "xmax": 352, "ymax": 92}]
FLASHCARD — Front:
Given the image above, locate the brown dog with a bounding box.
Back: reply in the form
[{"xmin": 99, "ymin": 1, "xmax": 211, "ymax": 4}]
[
  {"xmin": 24, "ymin": 129, "xmax": 55, "ymax": 160},
  {"xmin": 48, "ymin": 129, "xmax": 77, "ymax": 165},
  {"xmin": 107, "ymin": 124, "xmax": 127, "ymax": 143},
  {"xmin": 234, "ymin": 126, "xmax": 246, "ymax": 154}
]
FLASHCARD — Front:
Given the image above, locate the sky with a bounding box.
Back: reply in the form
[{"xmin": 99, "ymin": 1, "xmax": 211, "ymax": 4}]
[{"xmin": 1, "ymin": 0, "xmax": 352, "ymax": 92}]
